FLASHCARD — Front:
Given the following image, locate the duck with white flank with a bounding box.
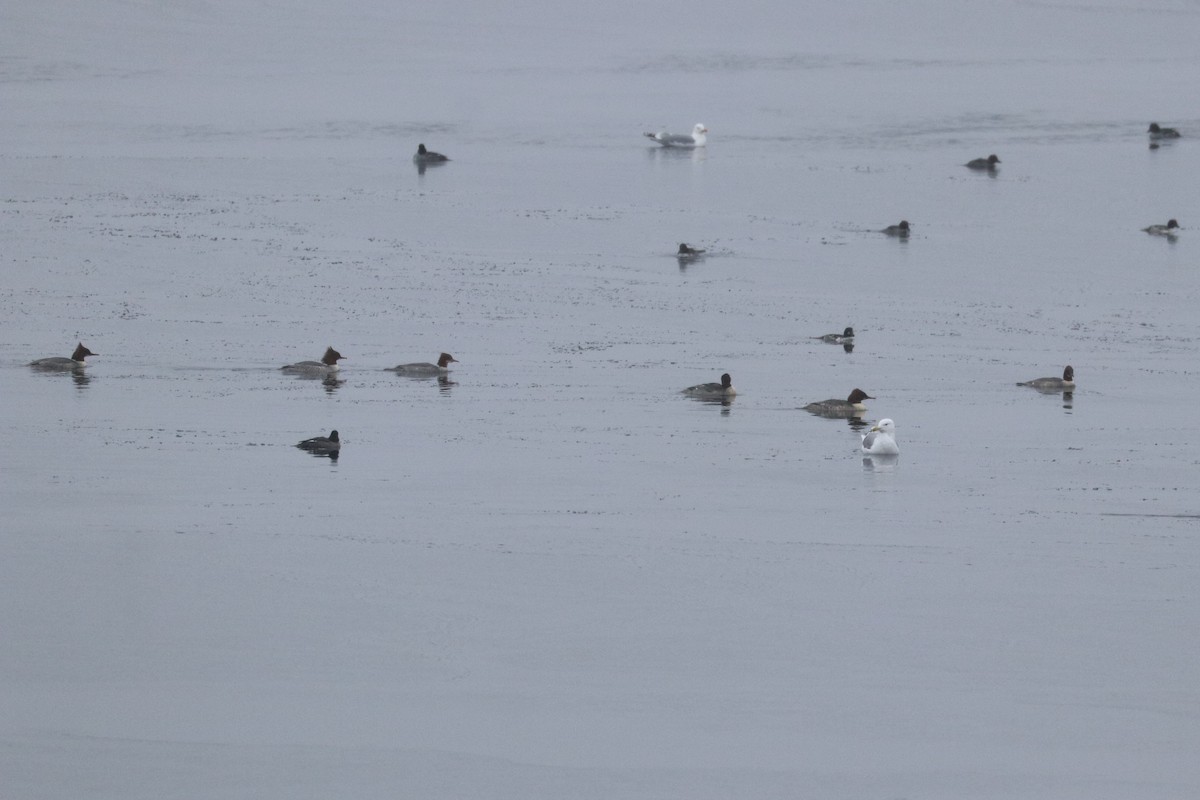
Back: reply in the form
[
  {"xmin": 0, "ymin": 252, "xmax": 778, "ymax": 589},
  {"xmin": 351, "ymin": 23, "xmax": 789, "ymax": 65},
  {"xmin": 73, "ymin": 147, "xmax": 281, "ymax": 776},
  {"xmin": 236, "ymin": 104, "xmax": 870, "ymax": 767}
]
[
  {"xmin": 1142, "ymin": 219, "xmax": 1180, "ymax": 236},
  {"xmin": 29, "ymin": 342, "xmax": 98, "ymax": 369},
  {"xmin": 861, "ymin": 419, "xmax": 899, "ymax": 455},
  {"xmin": 281, "ymin": 347, "xmax": 344, "ymax": 374},
  {"xmin": 1148, "ymin": 123, "xmax": 1181, "ymax": 140},
  {"xmin": 813, "ymin": 327, "xmax": 854, "ymax": 344},
  {"xmin": 1017, "ymin": 366, "xmax": 1074, "ymax": 391},
  {"xmin": 413, "ymin": 143, "xmax": 449, "ymax": 163},
  {"xmin": 965, "ymin": 154, "xmax": 1001, "ymax": 170},
  {"xmin": 296, "ymin": 430, "xmax": 341, "ymax": 456},
  {"xmin": 804, "ymin": 388, "xmax": 874, "ymax": 417},
  {"xmin": 390, "ymin": 352, "xmax": 458, "ymax": 374},
  {"xmin": 682, "ymin": 372, "xmax": 736, "ymax": 398},
  {"xmin": 644, "ymin": 123, "xmax": 708, "ymax": 148}
]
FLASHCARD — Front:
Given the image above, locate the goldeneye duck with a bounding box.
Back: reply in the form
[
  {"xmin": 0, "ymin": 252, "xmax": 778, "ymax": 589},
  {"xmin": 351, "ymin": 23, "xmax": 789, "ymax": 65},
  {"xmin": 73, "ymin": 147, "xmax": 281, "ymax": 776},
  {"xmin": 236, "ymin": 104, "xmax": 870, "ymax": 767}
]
[
  {"xmin": 281, "ymin": 346, "xmax": 344, "ymax": 373},
  {"xmin": 644, "ymin": 123, "xmax": 708, "ymax": 148},
  {"xmin": 965, "ymin": 154, "xmax": 1001, "ymax": 170},
  {"xmin": 677, "ymin": 243, "xmax": 706, "ymax": 258},
  {"xmin": 861, "ymin": 418, "xmax": 899, "ymax": 455},
  {"xmin": 390, "ymin": 352, "xmax": 458, "ymax": 374},
  {"xmin": 413, "ymin": 143, "xmax": 449, "ymax": 163},
  {"xmin": 1142, "ymin": 219, "xmax": 1180, "ymax": 236},
  {"xmin": 296, "ymin": 430, "xmax": 341, "ymax": 457},
  {"xmin": 1017, "ymin": 365, "xmax": 1074, "ymax": 391},
  {"xmin": 682, "ymin": 372, "xmax": 736, "ymax": 397},
  {"xmin": 804, "ymin": 388, "xmax": 874, "ymax": 416},
  {"xmin": 813, "ymin": 327, "xmax": 854, "ymax": 344},
  {"xmin": 883, "ymin": 221, "xmax": 910, "ymax": 236},
  {"xmin": 29, "ymin": 342, "xmax": 97, "ymax": 369},
  {"xmin": 1148, "ymin": 123, "xmax": 1181, "ymax": 140}
]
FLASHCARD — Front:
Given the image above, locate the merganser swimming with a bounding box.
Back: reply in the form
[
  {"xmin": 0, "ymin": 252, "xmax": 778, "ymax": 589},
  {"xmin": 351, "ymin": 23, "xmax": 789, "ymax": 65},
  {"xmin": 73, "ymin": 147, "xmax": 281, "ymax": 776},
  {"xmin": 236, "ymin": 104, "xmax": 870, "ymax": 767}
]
[
  {"xmin": 296, "ymin": 430, "xmax": 340, "ymax": 454},
  {"xmin": 813, "ymin": 327, "xmax": 854, "ymax": 344},
  {"xmin": 682, "ymin": 372, "xmax": 736, "ymax": 398},
  {"xmin": 29, "ymin": 342, "xmax": 97, "ymax": 369},
  {"xmin": 1142, "ymin": 219, "xmax": 1180, "ymax": 236},
  {"xmin": 677, "ymin": 243, "xmax": 706, "ymax": 258},
  {"xmin": 281, "ymin": 347, "xmax": 344, "ymax": 374},
  {"xmin": 804, "ymin": 388, "xmax": 874, "ymax": 415},
  {"xmin": 644, "ymin": 123, "xmax": 708, "ymax": 148},
  {"xmin": 1017, "ymin": 365, "xmax": 1074, "ymax": 391},
  {"xmin": 883, "ymin": 221, "xmax": 910, "ymax": 237},
  {"xmin": 965, "ymin": 154, "xmax": 1001, "ymax": 170},
  {"xmin": 390, "ymin": 352, "xmax": 458, "ymax": 374},
  {"xmin": 1148, "ymin": 123, "xmax": 1181, "ymax": 140},
  {"xmin": 413, "ymin": 143, "xmax": 449, "ymax": 163},
  {"xmin": 861, "ymin": 418, "xmax": 899, "ymax": 455}
]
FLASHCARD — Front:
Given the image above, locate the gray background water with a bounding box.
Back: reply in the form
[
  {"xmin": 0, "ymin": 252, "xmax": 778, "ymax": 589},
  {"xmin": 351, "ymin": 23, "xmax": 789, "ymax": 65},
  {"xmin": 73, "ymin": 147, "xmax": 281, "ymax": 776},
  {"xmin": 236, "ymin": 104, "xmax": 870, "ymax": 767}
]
[{"xmin": 3, "ymin": 1, "xmax": 1198, "ymax": 797}]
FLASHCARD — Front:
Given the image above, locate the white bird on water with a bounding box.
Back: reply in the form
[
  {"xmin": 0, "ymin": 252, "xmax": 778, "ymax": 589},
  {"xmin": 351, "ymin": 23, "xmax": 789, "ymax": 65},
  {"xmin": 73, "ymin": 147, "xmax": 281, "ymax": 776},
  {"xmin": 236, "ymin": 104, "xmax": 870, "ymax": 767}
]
[
  {"xmin": 861, "ymin": 418, "xmax": 899, "ymax": 455},
  {"xmin": 644, "ymin": 123, "xmax": 708, "ymax": 148}
]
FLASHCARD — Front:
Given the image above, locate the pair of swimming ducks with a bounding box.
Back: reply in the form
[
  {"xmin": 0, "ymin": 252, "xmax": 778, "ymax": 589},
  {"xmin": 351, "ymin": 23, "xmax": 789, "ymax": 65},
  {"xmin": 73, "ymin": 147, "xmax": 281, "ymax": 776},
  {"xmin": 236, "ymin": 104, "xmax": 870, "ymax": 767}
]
[{"xmin": 279, "ymin": 348, "xmax": 458, "ymax": 375}]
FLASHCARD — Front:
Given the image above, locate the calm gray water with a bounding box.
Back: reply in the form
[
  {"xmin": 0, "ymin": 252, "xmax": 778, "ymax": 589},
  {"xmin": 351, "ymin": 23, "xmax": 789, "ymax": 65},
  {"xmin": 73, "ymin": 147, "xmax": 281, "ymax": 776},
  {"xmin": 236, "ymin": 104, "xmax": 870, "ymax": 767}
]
[{"xmin": 3, "ymin": 1, "xmax": 1199, "ymax": 798}]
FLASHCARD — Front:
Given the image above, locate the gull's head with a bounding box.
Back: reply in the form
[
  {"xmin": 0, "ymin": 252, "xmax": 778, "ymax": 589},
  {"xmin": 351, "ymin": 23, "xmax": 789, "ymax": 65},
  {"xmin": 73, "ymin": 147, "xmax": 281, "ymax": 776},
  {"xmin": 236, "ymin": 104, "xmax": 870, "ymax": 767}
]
[
  {"xmin": 693, "ymin": 123, "xmax": 708, "ymax": 135},
  {"xmin": 872, "ymin": 419, "xmax": 895, "ymax": 435}
]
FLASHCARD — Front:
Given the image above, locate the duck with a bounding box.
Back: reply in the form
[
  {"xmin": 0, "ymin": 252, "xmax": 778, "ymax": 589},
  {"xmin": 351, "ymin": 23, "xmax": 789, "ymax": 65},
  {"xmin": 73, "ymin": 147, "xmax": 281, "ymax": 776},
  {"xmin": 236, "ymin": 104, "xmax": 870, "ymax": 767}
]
[
  {"xmin": 813, "ymin": 327, "xmax": 855, "ymax": 344},
  {"xmin": 296, "ymin": 430, "xmax": 341, "ymax": 453},
  {"xmin": 390, "ymin": 352, "xmax": 458, "ymax": 374},
  {"xmin": 29, "ymin": 342, "xmax": 98, "ymax": 369},
  {"xmin": 1148, "ymin": 123, "xmax": 1181, "ymax": 140},
  {"xmin": 965, "ymin": 154, "xmax": 1001, "ymax": 170},
  {"xmin": 1017, "ymin": 365, "xmax": 1074, "ymax": 391},
  {"xmin": 1142, "ymin": 219, "xmax": 1180, "ymax": 236},
  {"xmin": 861, "ymin": 418, "xmax": 899, "ymax": 455},
  {"xmin": 644, "ymin": 123, "xmax": 708, "ymax": 148},
  {"xmin": 281, "ymin": 347, "xmax": 344, "ymax": 374},
  {"xmin": 413, "ymin": 143, "xmax": 449, "ymax": 163},
  {"xmin": 804, "ymin": 388, "xmax": 874, "ymax": 416},
  {"xmin": 682, "ymin": 372, "xmax": 736, "ymax": 398},
  {"xmin": 882, "ymin": 220, "xmax": 910, "ymax": 237},
  {"xmin": 677, "ymin": 243, "xmax": 706, "ymax": 258}
]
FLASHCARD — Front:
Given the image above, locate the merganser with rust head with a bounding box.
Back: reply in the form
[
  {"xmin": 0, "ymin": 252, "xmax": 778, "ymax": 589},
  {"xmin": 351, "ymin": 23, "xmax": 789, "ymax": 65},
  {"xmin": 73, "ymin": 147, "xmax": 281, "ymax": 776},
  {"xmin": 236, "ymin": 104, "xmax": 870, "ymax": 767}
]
[
  {"xmin": 813, "ymin": 327, "xmax": 854, "ymax": 344},
  {"xmin": 804, "ymin": 388, "xmax": 874, "ymax": 416},
  {"xmin": 861, "ymin": 418, "xmax": 899, "ymax": 455},
  {"xmin": 413, "ymin": 143, "xmax": 449, "ymax": 163},
  {"xmin": 282, "ymin": 347, "xmax": 344, "ymax": 374},
  {"xmin": 1142, "ymin": 219, "xmax": 1180, "ymax": 236},
  {"xmin": 390, "ymin": 352, "xmax": 458, "ymax": 374},
  {"xmin": 644, "ymin": 123, "xmax": 708, "ymax": 148},
  {"xmin": 296, "ymin": 430, "xmax": 340, "ymax": 453},
  {"xmin": 682, "ymin": 372, "xmax": 736, "ymax": 398},
  {"xmin": 1148, "ymin": 123, "xmax": 1181, "ymax": 140},
  {"xmin": 29, "ymin": 342, "xmax": 98, "ymax": 369},
  {"xmin": 883, "ymin": 221, "xmax": 910, "ymax": 237},
  {"xmin": 1017, "ymin": 365, "xmax": 1074, "ymax": 391},
  {"xmin": 965, "ymin": 154, "xmax": 1001, "ymax": 170}
]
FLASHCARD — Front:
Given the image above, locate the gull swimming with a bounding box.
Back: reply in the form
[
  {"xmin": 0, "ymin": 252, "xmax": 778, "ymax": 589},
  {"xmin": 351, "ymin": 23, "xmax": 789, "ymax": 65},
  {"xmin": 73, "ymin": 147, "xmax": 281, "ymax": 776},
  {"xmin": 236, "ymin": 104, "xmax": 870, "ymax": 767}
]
[
  {"xmin": 644, "ymin": 123, "xmax": 708, "ymax": 148},
  {"xmin": 861, "ymin": 418, "xmax": 899, "ymax": 455}
]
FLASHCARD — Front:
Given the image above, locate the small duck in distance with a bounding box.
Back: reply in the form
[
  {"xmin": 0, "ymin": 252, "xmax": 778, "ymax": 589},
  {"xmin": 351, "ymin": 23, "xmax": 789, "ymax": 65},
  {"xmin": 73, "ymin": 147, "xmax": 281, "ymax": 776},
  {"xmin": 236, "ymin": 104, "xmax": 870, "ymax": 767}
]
[
  {"xmin": 390, "ymin": 352, "xmax": 458, "ymax": 374},
  {"xmin": 281, "ymin": 347, "xmax": 344, "ymax": 374},
  {"xmin": 682, "ymin": 372, "xmax": 736, "ymax": 398},
  {"xmin": 413, "ymin": 143, "xmax": 449, "ymax": 163},
  {"xmin": 29, "ymin": 342, "xmax": 98, "ymax": 369},
  {"xmin": 1148, "ymin": 122, "xmax": 1181, "ymax": 140},
  {"xmin": 813, "ymin": 327, "xmax": 854, "ymax": 344},
  {"xmin": 965, "ymin": 154, "xmax": 1001, "ymax": 170},
  {"xmin": 677, "ymin": 243, "xmax": 706, "ymax": 258},
  {"xmin": 296, "ymin": 430, "xmax": 341, "ymax": 459},
  {"xmin": 1017, "ymin": 365, "xmax": 1074, "ymax": 391},
  {"xmin": 1142, "ymin": 219, "xmax": 1180, "ymax": 236},
  {"xmin": 804, "ymin": 388, "xmax": 874, "ymax": 417},
  {"xmin": 644, "ymin": 123, "xmax": 708, "ymax": 148},
  {"xmin": 882, "ymin": 220, "xmax": 910, "ymax": 237}
]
